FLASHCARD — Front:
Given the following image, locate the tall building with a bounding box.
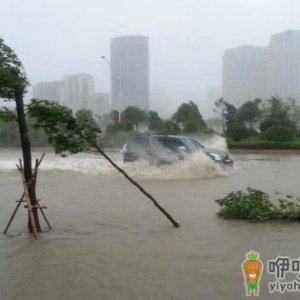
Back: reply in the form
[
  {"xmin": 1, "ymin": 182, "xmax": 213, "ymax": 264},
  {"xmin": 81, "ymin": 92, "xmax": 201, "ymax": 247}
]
[
  {"xmin": 268, "ymin": 30, "xmax": 300, "ymax": 100},
  {"xmin": 33, "ymin": 74, "xmax": 95, "ymax": 113},
  {"xmin": 89, "ymin": 93, "xmax": 110, "ymax": 116},
  {"xmin": 63, "ymin": 73, "xmax": 95, "ymax": 111},
  {"xmin": 222, "ymin": 46, "xmax": 268, "ymax": 107},
  {"xmin": 110, "ymin": 35, "xmax": 149, "ymax": 111},
  {"xmin": 222, "ymin": 30, "xmax": 300, "ymax": 107},
  {"xmin": 32, "ymin": 81, "xmax": 63, "ymax": 102}
]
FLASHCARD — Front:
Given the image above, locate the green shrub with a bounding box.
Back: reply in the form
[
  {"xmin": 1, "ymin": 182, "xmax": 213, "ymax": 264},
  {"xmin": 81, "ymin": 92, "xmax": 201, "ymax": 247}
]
[
  {"xmin": 260, "ymin": 117, "xmax": 296, "ymax": 133},
  {"xmin": 182, "ymin": 121, "xmax": 201, "ymax": 134},
  {"xmin": 100, "ymin": 130, "xmax": 137, "ymax": 148},
  {"xmin": 226, "ymin": 124, "xmax": 250, "ymax": 141},
  {"xmin": 216, "ymin": 187, "xmax": 300, "ymax": 222},
  {"xmin": 260, "ymin": 125, "xmax": 295, "ymax": 142},
  {"xmin": 162, "ymin": 120, "xmax": 181, "ymax": 135},
  {"xmin": 227, "ymin": 137, "xmax": 300, "ymax": 149}
]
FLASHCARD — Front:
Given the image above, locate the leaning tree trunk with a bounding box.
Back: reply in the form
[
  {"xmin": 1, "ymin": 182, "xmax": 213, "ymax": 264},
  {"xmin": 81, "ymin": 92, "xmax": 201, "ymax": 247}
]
[{"xmin": 15, "ymin": 89, "xmax": 41, "ymax": 232}]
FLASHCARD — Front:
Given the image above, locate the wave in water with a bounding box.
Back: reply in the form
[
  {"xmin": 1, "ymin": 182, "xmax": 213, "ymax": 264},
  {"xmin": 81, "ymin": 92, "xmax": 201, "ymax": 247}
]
[{"xmin": 0, "ymin": 151, "xmax": 236, "ymax": 179}]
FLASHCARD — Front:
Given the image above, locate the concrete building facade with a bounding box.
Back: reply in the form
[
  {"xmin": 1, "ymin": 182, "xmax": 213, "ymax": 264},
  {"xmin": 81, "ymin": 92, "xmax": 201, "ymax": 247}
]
[
  {"xmin": 222, "ymin": 30, "xmax": 300, "ymax": 108},
  {"xmin": 110, "ymin": 35, "xmax": 149, "ymax": 111},
  {"xmin": 32, "ymin": 81, "xmax": 64, "ymax": 102},
  {"xmin": 33, "ymin": 73, "xmax": 95, "ymax": 113},
  {"xmin": 62, "ymin": 74, "xmax": 95, "ymax": 111},
  {"xmin": 268, "ymin": 30, "xmax": 300, "ymax": 100},
  {"xmin": 222, "ymin": 46, "xmax": 268, "ymax": 107}
]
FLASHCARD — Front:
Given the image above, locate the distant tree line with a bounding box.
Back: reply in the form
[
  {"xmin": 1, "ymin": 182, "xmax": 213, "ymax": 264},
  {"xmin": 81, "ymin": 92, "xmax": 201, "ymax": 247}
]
[
  {"xmin": 214, "ymin": 96, "xmax": 300, "ymax": 145},
  {"xmin": 1, "ymin": 100, "xmax": 212, "ymax": 147},
  {"xmin": 1, "ymin": 96, "xmax": 300, "ymax": 148}
]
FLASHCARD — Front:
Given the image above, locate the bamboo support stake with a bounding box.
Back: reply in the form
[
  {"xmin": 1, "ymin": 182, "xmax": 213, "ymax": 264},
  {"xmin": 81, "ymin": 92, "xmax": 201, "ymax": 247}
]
[
  {"xmin": 3, "ymin": 154, "xmax": 50, "ymax": 237},
  {"xmin": 3, "ymin": 193, "xmax": 25, "ymax": 234},
  {"xmin": 40, "ymin": 208, "xmax": 52, "ymax": 229},
  {"xmin": 34, "ymin": 153, "xmax": 51, "ymax": 229},
  {"xmin": 17, "ymin": 160, "xmax": 38, "ymax": 239}
]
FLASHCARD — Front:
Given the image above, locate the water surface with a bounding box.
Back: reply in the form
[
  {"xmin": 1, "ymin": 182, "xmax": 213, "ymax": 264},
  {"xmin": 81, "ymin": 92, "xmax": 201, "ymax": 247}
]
[{"xmin": 1, "ymin": 149, "xmax": 300, "ymax": 299}]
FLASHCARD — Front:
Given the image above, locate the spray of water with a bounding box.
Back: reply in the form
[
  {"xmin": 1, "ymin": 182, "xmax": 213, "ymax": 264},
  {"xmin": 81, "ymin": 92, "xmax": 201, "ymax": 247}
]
[
  {"xmin": 0, "ymin": 135, "xmax": 236, "ymax": 179},
  {"xmin": 192, "ymin": 134, "xmax": 228, "ymax": 152}
]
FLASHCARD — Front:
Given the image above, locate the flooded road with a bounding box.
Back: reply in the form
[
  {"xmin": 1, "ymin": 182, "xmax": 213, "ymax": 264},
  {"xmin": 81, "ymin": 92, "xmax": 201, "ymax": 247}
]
[{"xmin": 1, "ymin": 149, "xmax": 300, "ymax": 299}]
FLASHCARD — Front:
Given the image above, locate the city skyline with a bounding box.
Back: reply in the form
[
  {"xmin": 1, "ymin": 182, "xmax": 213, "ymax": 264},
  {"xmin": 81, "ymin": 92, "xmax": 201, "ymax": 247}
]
[
  {"xmin": 1, "ymin": 0, "xmax": 299, "ymax": 118},
  {"xmin": 32, "ymin": 73, "xmax": 110, "ymax": 116},
  {"xmin": 223, "ymin": 30, "xmax": 300, "ymax": 108}
]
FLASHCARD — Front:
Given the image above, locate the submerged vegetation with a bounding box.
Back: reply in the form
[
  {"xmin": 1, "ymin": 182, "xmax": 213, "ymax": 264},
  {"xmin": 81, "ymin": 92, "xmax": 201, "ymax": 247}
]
[{"xmin": 216, "ymin": 188, "xmax": 300, "ymax": 222}]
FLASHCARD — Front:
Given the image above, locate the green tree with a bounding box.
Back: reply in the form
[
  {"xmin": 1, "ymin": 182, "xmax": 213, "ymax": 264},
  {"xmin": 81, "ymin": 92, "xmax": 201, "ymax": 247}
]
[
  {"xmin": 172, "ymin": 101, "xmax": 206, "ymax": 129},
  {"xmin": 106, "ymin": 122, "xmax": 134, "ymax": 135},
  {"xmin": 260, "ymin": 96, "xmax": 296, "ymax": 133},
  {"xmin": 75, "ymin": 109, "xmax": 100, "ymax": 131},
  {"xmin": 0, "ymin": 36, "xmax": 41, "ymax": 231},
  {"xmin": 110, "ymin": 110, "xmax": 120, "ymax": 124},
  {"xmin": 214, "ymin": 98, "xmax": 239, "ymax": 133},
  {"xmin": 162, "ymin": 120, "xmax": 181, "ymax": 135},
  {"xmin": 238, "ymin": 98, "xmax": 262, "ymax": 128},
  {"xmin": 147, "ymin": 111, "xmax": 163, "ymax": 131},
  {"xmin": 28, "ymin": 99, "xmax": 180, "ymax": 228},
  {"xmin": 288, "ymin": 98, "xmax": 300, "ymax": 130},
  {"xmin": 122, "ymin": 106, "xmax": 146, "ymax": 130},
  {"xmin": 182, "ymin": 120, "xmax": 203, "ymax": 134},
  {"xmin": 261, "ymin": 126, "xmax": 294, "ymax": 142},
  {"xmin": 0, "ymin": 108, "xmax": 49, "ymax": 147},
  {"xmin": 226, "ymin": 124, "xmax": 251, "ymax": 141}
]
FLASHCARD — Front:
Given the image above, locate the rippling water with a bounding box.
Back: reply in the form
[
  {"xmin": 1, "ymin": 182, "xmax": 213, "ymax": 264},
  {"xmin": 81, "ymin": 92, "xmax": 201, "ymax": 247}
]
[{"xmin": 1, "ymin": 149, "xmax": 300, "ymax": 299}]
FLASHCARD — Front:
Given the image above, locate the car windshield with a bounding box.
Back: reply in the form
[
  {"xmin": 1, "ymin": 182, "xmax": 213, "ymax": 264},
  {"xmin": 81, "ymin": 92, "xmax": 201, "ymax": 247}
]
[
  {"xmin": 190, "ymin": 138, "xmax": 205, "ymax": 149},
  {"xmin": 180, "ymin": 137, "xmax": 198, "ymax": 152}
]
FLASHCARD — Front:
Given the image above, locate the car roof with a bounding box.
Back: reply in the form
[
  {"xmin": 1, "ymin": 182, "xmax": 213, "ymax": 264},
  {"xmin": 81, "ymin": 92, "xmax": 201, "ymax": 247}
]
[{"xmin": 131, "ymin": 134, "xmax": 188, "ymax": 139}]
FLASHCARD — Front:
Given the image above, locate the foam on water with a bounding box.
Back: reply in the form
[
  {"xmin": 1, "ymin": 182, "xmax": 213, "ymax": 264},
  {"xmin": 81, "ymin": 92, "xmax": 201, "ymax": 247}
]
[
  {"xmin": 194, "ymin": 134, "xmax": 228, "ymax": 152},
  {"xmin": 0, "ymin": 151, "xmax": 236, "ymax": 179},
  {"xmin": 0, "ymin": 136, "xmax": 236, "ymax": 179},
  {"xmin": 119, "ymin": 152, "xmax": 235, "ymax": 179}
]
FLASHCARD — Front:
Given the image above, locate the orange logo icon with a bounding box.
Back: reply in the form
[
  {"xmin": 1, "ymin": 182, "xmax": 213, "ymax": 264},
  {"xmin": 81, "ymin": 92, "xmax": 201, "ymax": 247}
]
[{"xmin": 242, "ymin": 251, "xmax": 263, "ymax": 296}]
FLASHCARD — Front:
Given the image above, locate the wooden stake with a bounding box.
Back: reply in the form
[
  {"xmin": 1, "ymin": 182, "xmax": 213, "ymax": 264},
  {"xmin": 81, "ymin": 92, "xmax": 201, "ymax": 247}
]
[
  {"xmin": 40, "ymin": 208, "xmax": 52, "ymax": 229},
  {"xmin": 17, "ymin": 161, "xmax": 38, "ymax": 239},
  {"xmin": 3, "ymin": 193, "xmax": 25, "ymax": 234},
  {"xmin": 3, "ymin": 154, "xmax": 51, "ymax": 238}
]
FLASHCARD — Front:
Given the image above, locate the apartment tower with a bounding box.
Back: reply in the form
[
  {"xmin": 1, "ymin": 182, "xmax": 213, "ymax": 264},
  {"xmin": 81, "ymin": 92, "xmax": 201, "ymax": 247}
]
[
  {"xmin": 110, "ymin": 35, "xmax": 149, "ymax": 111},
  {"xmin": 222, "ymin": 30, "xmax": 300, "ymax": 107}
]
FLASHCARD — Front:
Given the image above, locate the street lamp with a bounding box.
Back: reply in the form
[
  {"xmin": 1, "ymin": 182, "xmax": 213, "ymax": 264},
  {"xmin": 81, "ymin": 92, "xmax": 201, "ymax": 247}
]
[
  {"xmin": 101, "ymin": 55, "xmax": 111, "ymax": 67},
  {"xmin": 117, "ymin": 91, "xmax": 127, "ymax": 123},
  {"xmin": 101, "ymin": 55, "xmax": 126, "ymax": 123}
]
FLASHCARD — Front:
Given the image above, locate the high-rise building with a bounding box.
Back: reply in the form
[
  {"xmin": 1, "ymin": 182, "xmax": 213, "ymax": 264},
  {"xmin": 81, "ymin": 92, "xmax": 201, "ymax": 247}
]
[
  {"xmin": 89, "ymin": 93, "xmax": 110, "ymax": 116},
  {"xmin": 110, "ymin": 35, "xmax": 149, "ymax": 111},
  {"xmin": 63, "ymin": 73, "xmax": 95, "ymax": 111},
  {"xmin": 222, "ymin": 46, "xmax": 268, "ymax": 107},
  {"xmin": 268, "ymin": 30, "xmax": 300, "ymax": 100},
  {"xmin": 222, "ymin": 30, "xmax": 300, "ymax": 107},
  {"xmin": 32, "ymin": 81, "xmax": 63, "ymax": 102},
  {"xmin": 32, "ymin": 74, "xmax": 95, "ymax": 113}
]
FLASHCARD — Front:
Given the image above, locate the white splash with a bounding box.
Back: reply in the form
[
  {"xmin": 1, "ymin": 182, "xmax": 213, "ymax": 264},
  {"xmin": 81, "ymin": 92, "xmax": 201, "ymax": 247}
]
[{"xmin": 0, "ymin": 136, "xmax": 236, "ymax": 180}]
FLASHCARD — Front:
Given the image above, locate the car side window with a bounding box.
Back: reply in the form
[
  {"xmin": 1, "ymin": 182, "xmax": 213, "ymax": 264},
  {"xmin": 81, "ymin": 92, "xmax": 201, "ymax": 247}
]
[
  {"xmin": 163, "ymin": 139, "xmax": 182, "ymax": 152},
  {"xmin": 128, "ymin": 138, "xmax": 148, "ymax": 151}
]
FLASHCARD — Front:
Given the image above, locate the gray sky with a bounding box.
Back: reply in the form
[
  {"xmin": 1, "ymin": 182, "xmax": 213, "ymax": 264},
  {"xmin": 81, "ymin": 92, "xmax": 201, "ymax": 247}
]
[{"xmin": 1, "ymin": 0, "xmax": 300, "ymax": 117}]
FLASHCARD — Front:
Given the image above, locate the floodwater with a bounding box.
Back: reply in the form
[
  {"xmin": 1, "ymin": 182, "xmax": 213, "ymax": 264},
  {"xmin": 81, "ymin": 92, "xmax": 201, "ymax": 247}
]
[{"xmin": 1, "ymin": 147, "xmax": 300, "ymax": 300}]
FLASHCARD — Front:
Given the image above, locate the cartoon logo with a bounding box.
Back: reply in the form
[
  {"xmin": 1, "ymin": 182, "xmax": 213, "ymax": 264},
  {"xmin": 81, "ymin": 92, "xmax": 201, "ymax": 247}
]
[{"xmin": 242, "ymin": 251, "xmax": 263, "ymax": 296}]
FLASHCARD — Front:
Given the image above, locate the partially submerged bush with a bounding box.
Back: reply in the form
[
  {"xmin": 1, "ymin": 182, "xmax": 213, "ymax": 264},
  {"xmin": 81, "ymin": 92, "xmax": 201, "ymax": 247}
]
[
  {"xmin": 260, "ymin": 125, "xmax": 295, "ymax": 142},
  {"xmin": 226, "ymin": 137, "xmax": 300, "ymax": 149},
  {"xmin": 226, "ymin": 124, "xmax": 250, "ymax": 141},
  {"xmin": 216, "ymin": 188, "xmax": 300, "ymax": 221}
]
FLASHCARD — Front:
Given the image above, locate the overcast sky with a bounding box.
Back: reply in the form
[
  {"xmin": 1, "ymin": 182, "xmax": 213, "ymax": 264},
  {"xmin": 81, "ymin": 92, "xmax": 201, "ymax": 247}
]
[{"xmin": 1, "ymin": 0, "xmax": 300, "ymax": 117}]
